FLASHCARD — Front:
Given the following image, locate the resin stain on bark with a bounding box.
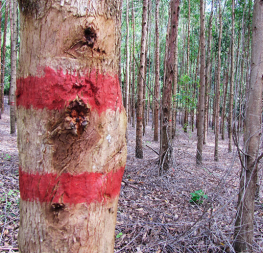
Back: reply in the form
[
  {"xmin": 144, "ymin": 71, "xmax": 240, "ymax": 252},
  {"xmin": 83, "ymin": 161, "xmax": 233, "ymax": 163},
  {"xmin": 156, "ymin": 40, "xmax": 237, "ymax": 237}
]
[{"xmin": 48, "ymin": 97, "xmax": 90, "ymax": 137}]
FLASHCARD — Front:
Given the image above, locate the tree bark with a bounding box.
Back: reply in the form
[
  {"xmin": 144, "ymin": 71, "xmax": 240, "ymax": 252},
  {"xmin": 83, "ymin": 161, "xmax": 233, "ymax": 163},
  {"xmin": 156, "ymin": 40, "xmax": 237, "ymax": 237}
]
[
  {"xmin": 234, "ymin": 0, "xmax": 263, "ymax": 251},
  {"xmin": 17, "ymin": 1, "xmax": 126, "ymax": 252},
  {"xmin": 10, "ymin": 0, "xmax": 17, "ymax": 134},
  {"xmin": 153, "ymin": 0, "xmax": 160, "ymax": 142},
  {"xmin": 196, "ymin": 0, "xmax": 205, "ymax": 165},
  {"xmin": 228, "ymin": 0, "xmax": 235, "ymax": 152},
  {"xmin": 131, "ymin": 1, "xmax": 135, "ymax": 128},
  {"xmin": 0, "ymin": 0, "xmax": 8, "ymax": 116},
  {"xmin": 160, "ymin": 0, "xmax": 180, "ymax": 173},
  {"xmin": 214, "ymin": 1, "xmax": 222, "ymax": 162},
  {"xmin": 136, "ymin": 0, "xmax": 148, "ymax": 158},
  {"xmin": 125, "ymin": 0, "xmax": 129, "ymax": 121},
  {"xmin": 203, "ymin": 0, "xmax": 214, "ymax": 145}
]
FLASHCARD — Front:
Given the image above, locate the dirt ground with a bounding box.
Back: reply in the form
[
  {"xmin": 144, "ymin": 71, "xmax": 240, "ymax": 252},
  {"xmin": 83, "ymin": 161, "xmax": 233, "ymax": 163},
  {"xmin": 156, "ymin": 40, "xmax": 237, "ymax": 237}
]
[{"xmin": 0, "ymin": 97, "xmax": 263, "ymax": 252}]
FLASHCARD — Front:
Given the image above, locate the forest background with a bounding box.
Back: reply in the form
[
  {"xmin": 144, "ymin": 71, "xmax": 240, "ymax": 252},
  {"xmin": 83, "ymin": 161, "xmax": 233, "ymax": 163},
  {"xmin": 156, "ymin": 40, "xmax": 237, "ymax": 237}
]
[{"xmin": 0, "ymin": 0, "xmax": 263, "ymax": 252}]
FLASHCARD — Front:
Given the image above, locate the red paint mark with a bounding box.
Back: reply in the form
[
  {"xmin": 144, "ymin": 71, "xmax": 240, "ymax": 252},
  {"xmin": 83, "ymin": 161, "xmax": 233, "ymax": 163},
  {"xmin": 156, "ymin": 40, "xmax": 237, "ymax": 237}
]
[
  {"xmin": 19, "ymin": 167, "xmax": 125, "ymax": 204},
  {"xmin": 16, "ymin": 67, "xmax": 123, "ymax": 114}
]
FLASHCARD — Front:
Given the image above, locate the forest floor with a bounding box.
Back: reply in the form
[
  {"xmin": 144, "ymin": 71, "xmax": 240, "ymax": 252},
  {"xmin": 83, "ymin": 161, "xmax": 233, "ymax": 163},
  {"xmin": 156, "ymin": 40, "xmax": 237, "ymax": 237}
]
[{"xmin": 0, "ymin": 97, "xmax": 263, "ymax": 253}]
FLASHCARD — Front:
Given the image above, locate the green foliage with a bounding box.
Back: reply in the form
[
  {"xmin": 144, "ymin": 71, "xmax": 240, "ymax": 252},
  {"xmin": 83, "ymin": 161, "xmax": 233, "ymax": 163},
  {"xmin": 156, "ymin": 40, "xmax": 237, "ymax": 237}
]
[
  {"xmin": 190, "ymin": 189, "xmax": 208, "ymax": 205},
  {"xmin": 116, "ymin": 232, "xmax": 123, "ymax": 239},
  {"xmin": 4, "ymin": 154, "xmax": 11, "ymax": 160}
]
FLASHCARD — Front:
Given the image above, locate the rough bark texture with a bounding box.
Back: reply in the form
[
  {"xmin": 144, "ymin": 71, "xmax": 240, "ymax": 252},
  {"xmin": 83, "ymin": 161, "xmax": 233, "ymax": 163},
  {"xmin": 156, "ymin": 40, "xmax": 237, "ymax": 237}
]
[
  {"xmin": 221, "ymin": 68, "xmax": 229, "ymax": 140},
  {"xmin": 125, "ymin": 0, "xmax": 129, "ymax": 119},
  {"xmin": 17, "ymin": 1, "xmax": 126, "ymax": 252},
  {"xmin": 233, "ymin": 0, "xmax": 263, "ymax": 251},
  {"xmin": 153, "ymin": 0, "xmax": 160, "ymax": 142},
  {"xmin": 135, "ymin": 0, "xmax": 148, "ymax": 159},
  {"xmin": 196, "ymin": 0, "xmax": 205, "ymax": 165},
  {"xmin": 228, "ymin": 0, "xmax": 235, "ymax": 152},
  {"xmin": 214, "ymin": 2, "xmax": 222, "ymax": 162},
  {"xmin": 160, "ymin": 0, "xmax": 179, "ymax": 173},
  {"xmin": 131, "ymin": 1, "xmax": 135, "ymax": 127},
  {"xmin": 10, "ymin": 0, "xmax": 17, "ymax": 134},
  {"xmin": 203, "ymin": 0, "xmax": 213, "ymax": 145},
  {"xmin": 172, "ymin": 25, "xmax": 179, "ymax": 139}
]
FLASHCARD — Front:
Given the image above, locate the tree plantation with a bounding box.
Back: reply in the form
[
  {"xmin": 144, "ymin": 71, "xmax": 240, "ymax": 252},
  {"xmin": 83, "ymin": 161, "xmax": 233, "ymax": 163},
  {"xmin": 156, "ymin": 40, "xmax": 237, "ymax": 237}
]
[{"xmin": 0, "ymin": 0, "xmax": 262, "ymax": 252}]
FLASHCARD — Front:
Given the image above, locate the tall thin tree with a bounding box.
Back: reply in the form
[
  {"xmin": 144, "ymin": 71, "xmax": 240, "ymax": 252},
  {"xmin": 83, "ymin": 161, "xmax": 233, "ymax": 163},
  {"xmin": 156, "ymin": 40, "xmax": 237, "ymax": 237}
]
[
  {"xmin": 196, "ymin": 0, "xmax": 206, "ymax": 165},
  {"xmin": 234, "ymin": 0, "xmax": 263, "ymax": 251},
  {"xmin": 135, "ymin": 0, "xmax": 148, "ymax": 158},
  {"xmin": 160, "ymin": 0, "xmax": 180, "ymax": 173}
]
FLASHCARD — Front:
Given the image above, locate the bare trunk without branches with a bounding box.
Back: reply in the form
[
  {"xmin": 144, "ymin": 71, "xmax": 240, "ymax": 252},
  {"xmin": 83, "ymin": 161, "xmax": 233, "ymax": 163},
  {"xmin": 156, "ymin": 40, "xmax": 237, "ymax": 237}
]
[
  {"xmin": 17, "ymin": 1, "xmax": 126, "ymax": 252},
  {"xmin": 233, "ymin": 0, "xmax": 263, "ymax": 251}
]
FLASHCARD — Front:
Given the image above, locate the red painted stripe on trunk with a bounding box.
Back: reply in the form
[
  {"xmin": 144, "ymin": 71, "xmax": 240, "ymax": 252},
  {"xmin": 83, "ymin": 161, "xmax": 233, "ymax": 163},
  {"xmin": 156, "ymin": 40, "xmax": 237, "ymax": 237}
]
[
  {"xmin": 16, "ymin": 67, "xmax": 123, "ymax": 114},
  {"xmin": 19, "ymin": 167, "xmax": 125, "ymax": 204}
]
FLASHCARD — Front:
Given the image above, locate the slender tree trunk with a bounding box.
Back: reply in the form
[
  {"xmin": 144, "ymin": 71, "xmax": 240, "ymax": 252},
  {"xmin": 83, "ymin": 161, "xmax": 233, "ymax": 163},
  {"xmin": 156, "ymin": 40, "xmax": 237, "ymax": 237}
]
[
  {"xmin": 154, "ymin": 0, "xmax": 160, "ymax": 142},
  {"xmin": 228, "ymin": 0, "xmax": 235, "ymax": 152},
  {"xmin": 196, "ymin": 0, "xmax": 206, "ymax": 165},
  {"xmin": 221, "ymin": 68, "xmax": 229, "ymax": 140},
  {"xmin": 172, "ymin": 24, "xmax": 179, "ymax": 139},
  {"xmin": 234, "ymin": 1, "xmax": 263, "ymax": 251},
  {"xmin": 1, "ymin": 0, "xmax": 8, "ymax": 115},
  {"xmin": 10, "ymin": 0, "xmax": 17, "ymax": 134},
  {"xmin": 131, "ymin": 1, "xmax": 135, "ymax": 128},
  {"xmin": 160, "ymin": 0, "xmax": 180, "ymax": 173},
  {"xmin": 136, "ymin": 0, "xmax": 148, "ymax": 158},
  {"xmin": 118, "ymin": 0, "xmax": 123, "ymax": 90},
  {"xmin": 203, "ymin": 0, "xmax": 214, "ymax": 145},
  {"xmin": 17, "ymin": 1, "xmax": 126, "ymax": 252},
  {"xmin": 214, "ymin": 2, "xmax": 222, "ymax": 162},
  {"xmin": 125, "ymin": 0, "xmax": 129, "ymax": 121}
]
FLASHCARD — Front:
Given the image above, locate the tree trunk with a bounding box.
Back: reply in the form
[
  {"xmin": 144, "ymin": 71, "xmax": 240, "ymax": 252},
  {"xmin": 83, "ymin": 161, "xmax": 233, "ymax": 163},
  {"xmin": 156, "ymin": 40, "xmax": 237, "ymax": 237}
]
[
  {"xmin": 125, "ymin": 0, "xmax": 129, "ymax": 122},
  {"xmin": 153, "ymin": 0, "xmax": 160, "ymax": 142},
  {"xmin": 228, "ymin": 0, "xmax": 235, "ymax": 152},
  {"xmin": 233, "ymin": 0, "xmax": 263, "ymax": 251},
  {"xmin": 221, "ymin": 68, "xmax": 229, "ymax": 140},
  {"xmin": 136, "ymin": 0, "xmax": 148, "ymax": 158},
  {"xmin": 203, "ymin": 0, "xmax": 214, "ymax": 145},
  {"xmin": 0, "ymin": 0, "xmax": 8, "ymax": 116},
  {"xmin": 172, "ymin": 22, "xmax": 179, "ymax": 139},
  {"xmin": 214, "ymin": 1, "xmax": 222, "ymax": 162},
  {"xmin": 131, "ymin": 1, "xmax": 135, "ymax": 128},
  {"xmin": 196, "ymin": 0, "xmax": 205, "ymax": 165},
  {"xmin": 17, "ymin": 1, "xmax": 126, "ymax": 252},
  {"xmin": 160, "ymin": 0, "xmax": 180, "ymax": 173},
  {"xmin": 10, "ymin": 0, "xmax": 17, "ymax": 134}
]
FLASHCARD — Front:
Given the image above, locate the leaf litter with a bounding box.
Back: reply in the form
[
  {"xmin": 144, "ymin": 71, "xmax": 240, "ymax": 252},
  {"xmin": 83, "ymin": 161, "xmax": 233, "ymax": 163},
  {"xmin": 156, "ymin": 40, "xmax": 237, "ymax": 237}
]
[{"xmin": 0, "ymin": 97, "xmax": 262, "ymax": 252}]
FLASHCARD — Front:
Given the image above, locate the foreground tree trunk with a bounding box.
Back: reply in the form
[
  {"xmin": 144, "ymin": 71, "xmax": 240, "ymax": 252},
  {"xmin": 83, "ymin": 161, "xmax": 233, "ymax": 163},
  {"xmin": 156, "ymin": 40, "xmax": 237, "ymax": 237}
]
[
  {"xmin": 136, "ymin": 0, "xmax": 148, "ymax": 158},
  {"xmin": 233, "ymin": 0, "xmax": 263, "ymax": 251},
  {"xmin": 196, "ymin": 0, "xmax": 205, "ymax": 165},
  {"xmin": 160, "ymin": 0, "xmax": 180, "ymax": 173},
  {"xmin": 17, "ymin": 1, "xmax": 126, "ymax": 252}
]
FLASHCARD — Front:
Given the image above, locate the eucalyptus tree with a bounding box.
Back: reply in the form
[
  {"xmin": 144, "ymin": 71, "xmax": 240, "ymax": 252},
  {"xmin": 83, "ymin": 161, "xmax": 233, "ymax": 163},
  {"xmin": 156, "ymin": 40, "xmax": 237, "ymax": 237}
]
[
  {"xmin": 234, "ymin": 0, "xmax": 263, "ymax": 251},
  {"xmin": 196, "ymin": 0, "xmax": 205, "ymax": 165},
  {"xmin": 17, "ymin": 0, "xmax": 126, "ymax": 251},
  {"xmin": 160, "ymin": 0, "xmax": 180, "ymax": 173},
  {"xmin": 136, "ymin": 0, "xmax": 148, "ymax": 158},
  {"xmin": 0, "ymin": 0, "xmax": 8, "ymax": 116}
]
